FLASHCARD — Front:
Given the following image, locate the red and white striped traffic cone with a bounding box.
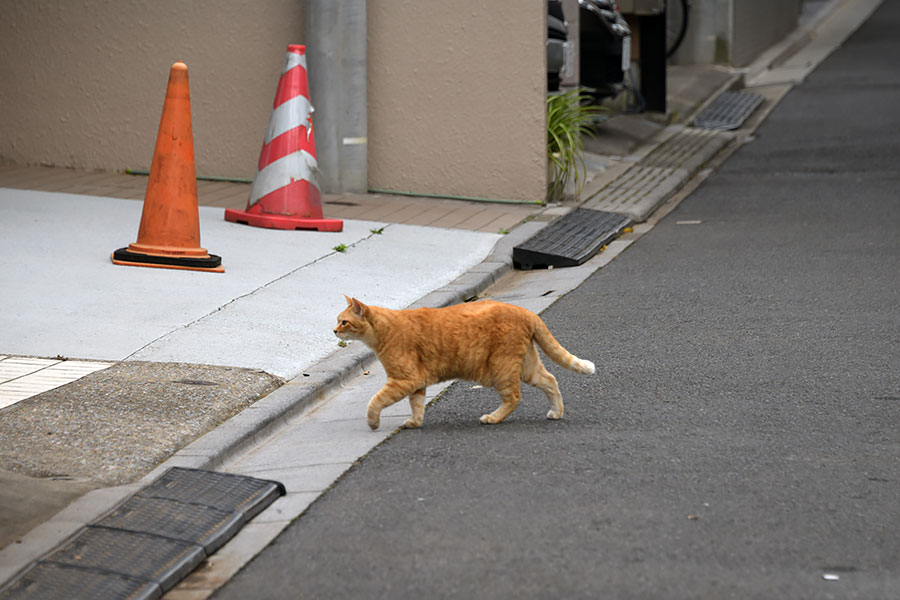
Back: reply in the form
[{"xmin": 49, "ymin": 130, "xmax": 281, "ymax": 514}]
[{"xmin": 225, "ymin": 45, "xmax": 343, "ymax": 232}]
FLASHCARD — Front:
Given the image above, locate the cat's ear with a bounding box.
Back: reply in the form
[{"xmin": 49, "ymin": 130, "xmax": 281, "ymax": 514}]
[
  {"xmin": 349, "ymin": 297, "xmax": 368, "ymax": 318},
  {"xmin": 344, "ymin": 294, "xmax": 353, "ymax": 306}
]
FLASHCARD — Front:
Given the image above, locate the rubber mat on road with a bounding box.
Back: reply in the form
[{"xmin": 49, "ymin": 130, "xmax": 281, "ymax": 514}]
[
  {"xmin": 694, "ymin": 90, "xmax": 763, "ymax": 130},
  {"xmin": 513, "ymin": 208, "xmax": 631, "ymax": 270},
  {"xmin": 0, "ymin": 468, "xmax": 285, "ymax": 600}
]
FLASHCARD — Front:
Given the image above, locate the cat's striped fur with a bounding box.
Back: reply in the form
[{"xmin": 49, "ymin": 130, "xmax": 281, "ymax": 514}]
[{"xmin": 334, "ymin": 296, "xmax": 595, "ymax": 430}]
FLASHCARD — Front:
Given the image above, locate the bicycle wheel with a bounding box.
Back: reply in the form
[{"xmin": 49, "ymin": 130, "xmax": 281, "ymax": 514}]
[{"xmin": 666, "ymin": 0, "xmax": 689, "ymax": 58}]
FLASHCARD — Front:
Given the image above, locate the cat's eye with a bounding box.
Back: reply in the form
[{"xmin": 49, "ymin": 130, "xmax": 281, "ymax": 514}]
[{"xmin": 340, "ymin": 320, "xmax": 349, "ymax": 326}]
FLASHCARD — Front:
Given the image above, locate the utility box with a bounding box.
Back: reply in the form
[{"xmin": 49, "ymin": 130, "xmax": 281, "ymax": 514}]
[
  {"xmin": 615, "ymin": 0, "xmax": 664, "ymax": 15},
  {"xmin": 613, "ymin": 0, "xmax": 666, "ymax": 112}
]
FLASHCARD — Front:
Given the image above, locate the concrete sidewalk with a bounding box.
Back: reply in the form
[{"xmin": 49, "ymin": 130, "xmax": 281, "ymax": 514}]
[
  {"xmin": 0, "ymin": 189, "xmax": 502, "ymax": 379},
  {"xmin": 0, "ymin": 0, "xmax": 872, "ymax": 590}
]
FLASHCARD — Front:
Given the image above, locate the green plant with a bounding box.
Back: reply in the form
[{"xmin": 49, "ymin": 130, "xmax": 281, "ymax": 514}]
[
  {"xmin": 546, "ymin": 90, "xmax": 605, "ymax": 203},
  {"xmin": 370, "ymin": 227, "xmax": 385, "ymax": 235},
  {"xmin": 333, "ymin": 243, "xmax": 348, "ymax": 253}
]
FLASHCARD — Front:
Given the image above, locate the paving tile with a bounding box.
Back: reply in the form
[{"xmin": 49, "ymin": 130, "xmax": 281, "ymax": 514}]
[
  {"xmin": 31, "ymin": 172, "xmax": 105, "ymax": 192},
  {"xmin": 201, "ymin": 186, "xmax": 251, "ymax": 209},
  {"xmin": 196, "ymin": 180, "xmax": 249, "ymax": 201},
  {"xmin": 477, "ymin": 212, "xmax": 525, "ymax": 233},
  {"xmin": 47, "ymin": 366, "xmax": 109, "ymax": 377},
  {"xmin": 318, "ymin": 204, "xmax": 352, "ymax": 218},
  {"xmin": 348, "ymin": 199, "xmax": 411, "ymax": 221},
  {"xmin": 428, "ymin": 205, "xmax": 488, "ymax": 229},
  {"xmin": 0, "ymin": 357, "xmax": 112, "ymax": 409},
  {"xmin": 0, "ymin": 166, "xmax": 58, "ymax": 186},
  {"xmin": 403, "ymin": 205, "xmax": 455, "ymax": 226},
  {"xmin": 0, "ymin": 382, "xmax": 56, "ymax": 395},
  {"xmin": 322, "ymin": 195, "xmax": 364, "ymax": 209},
  {"xmin": 0, "ymin": 365, "xmax": 42, "ymax": 383},
  {"xmin": 376, "ymin": 201, "xmax": 436, "ymax": 224},
  {"xmin": 65, "ymin": 182, "xmax": 141, "ymax": 197},
  {"xmin": 117, "ymin": 189, "xmax": 147, "ymax": 200},
  {"xmin": 329, "ymin": 200, "xmax": 387, "ymax": 221},
  {"xmin": 0, "ymin": 393, "xmax": 30, "ymax": 410},
  {"xmin": 1, "ymin": 164, "xmax": 538, "ymax": 240},
  {"xmin": 459, "ymin": 209, "xmax": 505, "ymax": 231},
  {"xmin": 0, "ymin": 357, "xmax": 59, "ymax": 381}
]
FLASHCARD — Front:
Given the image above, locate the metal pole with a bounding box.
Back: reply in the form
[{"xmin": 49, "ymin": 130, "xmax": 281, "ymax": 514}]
[
  {"xmin": 306, "ymin": 0, "xmax": 367, "ymax": 194},
  {"xmin": 639, "ymin": 11, "xmax": 667, "ymax": 113}
]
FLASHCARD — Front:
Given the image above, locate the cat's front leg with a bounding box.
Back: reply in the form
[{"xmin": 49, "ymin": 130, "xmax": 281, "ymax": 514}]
[
  {"xmin": 367, "ymin": 379, "xmax": 416, "ymax": 430},
  {"xmin": 401, "ymin": 388, "xmax": 427, "ymax": 429}
]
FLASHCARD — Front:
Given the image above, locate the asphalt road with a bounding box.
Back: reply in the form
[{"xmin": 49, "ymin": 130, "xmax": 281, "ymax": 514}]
[{"xmin": 214, "ymin": 4, "xmax": 900, "ymax": 599}]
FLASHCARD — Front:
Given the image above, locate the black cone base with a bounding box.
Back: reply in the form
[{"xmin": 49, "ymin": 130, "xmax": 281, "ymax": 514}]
[{"xmin": 112, "ymin": 248, "xmax": 224, "ymax": 272}]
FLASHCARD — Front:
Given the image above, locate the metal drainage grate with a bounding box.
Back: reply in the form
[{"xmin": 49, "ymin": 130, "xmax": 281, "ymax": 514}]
[
  {"xmin": 694, "ymin": 90, "xmax": 764, "ymax": 130},
  {"xmin": 0, "ymin": 468, "xmax": 285, "ymax": 600},
  {"xmin": 2, "ymin": 563, "xmax": 160, "ymax": 600},
  {"xmin": 513, "ymin": 208, "xmax": 631, "ymax": 270},
  {"xmin": 97, "ymin": 495, "xmax": 244, "ymax": 555},
  {"xmin": 138, "ymin": 466, "xmax": 284, "ymax": 520},
  {"xmin": 44, "ymin": 527, "xmax": 204, "ymax": 592}
]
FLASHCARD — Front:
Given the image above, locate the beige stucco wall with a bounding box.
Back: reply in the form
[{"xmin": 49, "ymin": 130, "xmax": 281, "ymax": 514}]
[
  {"xmin": 731, "ymin": 0, "xmax": 802, "ymax": 67},
  {"xmin": 0, "ymin": 0, "xmax": 304, "ymax": 178},
  {"xmin": 368, "ymin": 1, "xmax": 547, "ymax": 202},
  {"xmin": 668, "ymin": 0, "xmax": 802, "ymax": 67},
  {"xmin": 1, "ymin": 1, "xmax": 548, "ymax": 202}
]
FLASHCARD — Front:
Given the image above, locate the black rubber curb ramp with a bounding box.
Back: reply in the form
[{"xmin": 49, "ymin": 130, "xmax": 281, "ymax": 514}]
[
  {"xmin": 513, "ymin": 208, "xmax": 631, "ymax": 270},
  {"xmin": 0, "ymin": 468, "xmax": 285, "ymax": 600}
]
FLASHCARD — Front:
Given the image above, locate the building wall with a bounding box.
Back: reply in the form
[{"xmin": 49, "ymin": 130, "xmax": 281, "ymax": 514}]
[
  {"xmin": 367, "ymin": 1, "xmax": 547, "ymax": 202},
  {"xmin": 0, "ymin": 0, "xmax": 304, "ymax": 178},
  {"xmin": 668, "ymin": 0, "xmax": 802, "ymax": 67},
  {"xmin": 1, "ymin": 1, "xmax": 549, "ymax": 202},
  {"xmin": 731, "ymin": 0, "xmax": 802, "ymax": 67}
]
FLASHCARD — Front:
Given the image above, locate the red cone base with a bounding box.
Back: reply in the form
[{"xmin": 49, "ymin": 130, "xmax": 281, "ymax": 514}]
[
  {"xmin": 225, "ymin": 204, "xmax": 343, "ymax": 232},
  {"xmin": 224, "ymin": 208, "xmax": 344, "ymax": 231}
]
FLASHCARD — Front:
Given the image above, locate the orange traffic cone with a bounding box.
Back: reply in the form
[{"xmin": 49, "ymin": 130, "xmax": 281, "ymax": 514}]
[
  {"xmin": 112, "ymin": 61, "xmax": 224, "ymax": 272},
  {"xmin": 225, "ymin": 45, "xmax": 343, "ymax": 232}
]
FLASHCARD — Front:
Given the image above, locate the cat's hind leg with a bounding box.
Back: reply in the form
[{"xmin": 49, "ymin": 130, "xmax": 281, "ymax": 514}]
[
  {"xmin": 522, "ymin": 343, "xmax": 564, "ymax": 420},
  {"xmin": 368, "ymin": 379, "xmax": 418, "ymax": 430},
  {"xmin": 480, "ymin": 381, "xmax": 521, "ymax": 424},
  {"xmin": 401, "ymin": 388, "xmax": 427, "ymax": 429}
]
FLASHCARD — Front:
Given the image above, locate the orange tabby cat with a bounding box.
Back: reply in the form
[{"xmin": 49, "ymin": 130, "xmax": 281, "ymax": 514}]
[{"xmin": 333, "ymin": 296, "xmax": 595, "ymax": 430}]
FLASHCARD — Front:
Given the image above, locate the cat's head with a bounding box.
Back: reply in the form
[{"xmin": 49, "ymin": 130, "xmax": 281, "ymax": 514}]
[{"xmin": 334, "ymin": 296, "xmax": 374, "ymax": 343}]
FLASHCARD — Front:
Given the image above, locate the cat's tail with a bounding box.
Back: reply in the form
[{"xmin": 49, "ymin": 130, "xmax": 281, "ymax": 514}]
[{"xmin": 532, "ymin": 315, "xmax": 595, "ymax": 375}]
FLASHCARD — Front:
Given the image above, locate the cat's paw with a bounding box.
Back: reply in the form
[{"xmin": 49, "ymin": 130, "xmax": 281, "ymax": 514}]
[
  {"xmin": 400, "ymin": 418, "xmax": 422, "ymax": 429},
  {"xmin": 546, "ymin": 409, "xmax": 563, "ymax": 420},
  {"xmin": 480, "ymin": 413, "xmax": 499, "ymax": 424}
]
